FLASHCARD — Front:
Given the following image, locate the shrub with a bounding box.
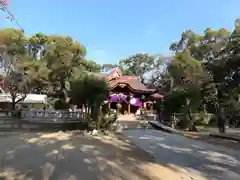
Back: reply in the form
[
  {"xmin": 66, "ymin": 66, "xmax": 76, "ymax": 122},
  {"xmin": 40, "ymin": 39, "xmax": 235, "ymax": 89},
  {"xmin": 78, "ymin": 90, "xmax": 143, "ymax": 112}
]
[{"xmin": 69, "ymin": 74, "xmax": 110, "ymax": 130}]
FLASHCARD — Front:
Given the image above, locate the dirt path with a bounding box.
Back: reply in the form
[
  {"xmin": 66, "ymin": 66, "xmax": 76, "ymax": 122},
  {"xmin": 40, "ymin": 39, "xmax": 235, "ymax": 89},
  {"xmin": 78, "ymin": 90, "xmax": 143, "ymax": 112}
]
[{"xmin": 0, "ymin": 131, "xmax": 203, "ymax": 180}]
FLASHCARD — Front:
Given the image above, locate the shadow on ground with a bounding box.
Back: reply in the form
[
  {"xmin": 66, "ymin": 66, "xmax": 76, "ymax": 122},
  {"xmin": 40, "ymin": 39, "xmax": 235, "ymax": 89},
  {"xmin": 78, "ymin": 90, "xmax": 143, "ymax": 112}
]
[
  {"xmin": 124, "ymin": 129, "xmax": 240, "ymax": 180},
  {"xmin": 0, "ymin": 131, "xmax": 164, "ymax": 180},
  {"xmin": 2, "ymin": 129, "xmax": 239, "ymax": 180}
]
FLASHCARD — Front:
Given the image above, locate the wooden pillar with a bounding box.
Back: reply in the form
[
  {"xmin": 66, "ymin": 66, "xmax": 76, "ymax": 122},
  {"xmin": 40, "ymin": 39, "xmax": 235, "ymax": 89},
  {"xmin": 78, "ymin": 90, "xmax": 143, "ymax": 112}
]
[
  {"xmin": 128, "ymin": 93, "xmax": 133, "ymax": 114},
  {"xmin": 150, "ymin": 103, "xmax": 153, "ymax": 110},
  {"xmin": 82, "ymin": 104, "xmax": 84, "ymax": 114},
  {"xmin": 128, "ymin": 103, "xmax": 131, "ymax": 114}
]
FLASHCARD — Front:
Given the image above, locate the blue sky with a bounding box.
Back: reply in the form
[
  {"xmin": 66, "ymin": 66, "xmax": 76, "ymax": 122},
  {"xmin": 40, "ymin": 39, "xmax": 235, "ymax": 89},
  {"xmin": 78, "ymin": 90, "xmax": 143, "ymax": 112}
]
[{"xmin": 0, "ymin": 0, "xmax": 239, "ymax": 64}]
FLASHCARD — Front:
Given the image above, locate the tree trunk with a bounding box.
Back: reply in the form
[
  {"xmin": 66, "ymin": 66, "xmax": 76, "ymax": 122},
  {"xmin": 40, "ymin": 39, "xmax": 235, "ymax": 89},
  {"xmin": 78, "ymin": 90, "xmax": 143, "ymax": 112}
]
[
  {"xmin": 11, "ymin": 95, "xmax": 16, "ymax": 111},
  {"xmin": 187, "ymin": 108, "xmax": 198, "ymax": 132},
  {"xmin": 218, "ymin": 115, "xmax": 225, "ymax": 133},
  {"xmin": 189, "ymin": 122, "xmax": 198, "ymax": 132},
  {"xmin": 60, "ymin": 79, "xmax": 69, "ymax": 105},
  {"xmin": 11, "ymin": 101, "xmax": 16, "ymax": 111},
  {"xmin": 11, "ymin": 100, "xmax": 16, "ymax": 117},
  {"xmin": 170, "ymin": 115, "xmax": 175, "ymax": 128}
]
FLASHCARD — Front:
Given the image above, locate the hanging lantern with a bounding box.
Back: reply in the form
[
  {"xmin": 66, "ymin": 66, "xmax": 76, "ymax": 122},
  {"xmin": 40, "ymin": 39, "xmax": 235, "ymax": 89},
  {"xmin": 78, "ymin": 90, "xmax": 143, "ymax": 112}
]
[
  {"xmin": 159, "ymin": 98, "xmax": 164, "ymax": 105},
  {"xmin": 140, "ymin": 95, "xmax": 145, "ymax": 101},
  {"xmin": 130, "ymin": 98, "xmax": 136, "ymax": 105}
]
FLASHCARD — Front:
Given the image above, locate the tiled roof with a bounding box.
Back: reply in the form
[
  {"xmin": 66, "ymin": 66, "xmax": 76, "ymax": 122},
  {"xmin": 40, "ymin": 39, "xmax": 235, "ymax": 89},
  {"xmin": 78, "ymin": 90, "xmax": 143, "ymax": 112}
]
[
  {"xmin": 90, "ymin": 68, "xmax": 156, "ymax": 93},
  {"xmin": 108, "ymin": 76, "xmax": 155, "ymax": 92}
]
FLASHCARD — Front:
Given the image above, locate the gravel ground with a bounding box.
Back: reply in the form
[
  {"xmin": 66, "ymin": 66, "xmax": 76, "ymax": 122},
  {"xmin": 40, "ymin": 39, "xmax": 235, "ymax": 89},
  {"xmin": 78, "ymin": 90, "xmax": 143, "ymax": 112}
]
[{"xmin": 0, "ymin": 131, "xmax": 198, "ymax": 180}]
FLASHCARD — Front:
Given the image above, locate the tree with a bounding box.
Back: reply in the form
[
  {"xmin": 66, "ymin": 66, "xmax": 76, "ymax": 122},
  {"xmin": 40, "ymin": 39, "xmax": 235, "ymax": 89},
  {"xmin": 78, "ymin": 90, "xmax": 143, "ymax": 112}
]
[
  {"xmin": 42, "ymin": 35, "xmax": 86, "ymax": 102},
  {"xmin": 165, "ymin": 50, "xmax": 204, "ymax": 130},
  {"xmin": 4, "ymin": 72, "xmax": 32, "ymax": 110},
  {"xmin": 23, "ymin": 60, "xmax": 50, "ymax": 94},
  {"xmin": 69, "ymin": 74, "xmax": 109, "ymax": 129},
  {"xmin": 0, "ymin": 28, "xmax": 108, "ymax": 111},
  {"xmin": 168, "ymin": 50, "xmax": 203, "ymax": 86},
  {"xmin": 164, "ymin": 25, "xmax": 237, "ymax": 132},
  {"xmin": 80, "ymin": 59, "xmax": 101, "ymax": 72},
  {"xmin": 101, "ymin": 64, "xmax": 117, "ymax": 72},
  {"xmin": 0, "ymin": 28, "xmax": 35, "ymax": 110},
  {"xmin": 28, "ymin": 32, "xmax": 48, "ymax": 60},
  {"xmin": 119, "ymin": 53, "xmax": 157, "ymax": 79}
]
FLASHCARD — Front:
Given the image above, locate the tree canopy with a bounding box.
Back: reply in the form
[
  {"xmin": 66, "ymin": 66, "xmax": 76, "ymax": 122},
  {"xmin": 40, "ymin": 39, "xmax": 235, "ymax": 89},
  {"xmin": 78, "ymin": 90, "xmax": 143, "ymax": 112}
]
[
  {"xmin": 0, "ymin": 28, "xmax": 101, "ymax": 109},
  {"xmin": 157, "ymin": 19, "xmax": 240, "ymax": 132}
]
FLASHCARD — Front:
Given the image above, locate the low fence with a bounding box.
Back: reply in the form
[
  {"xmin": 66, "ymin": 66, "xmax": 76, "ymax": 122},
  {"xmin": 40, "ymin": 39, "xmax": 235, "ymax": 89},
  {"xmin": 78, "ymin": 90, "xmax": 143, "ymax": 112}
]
[
  {"xmin": 144, "ymin": 110, "xmax": 157, "ymax": 121},
  {"xmin": 0, "ymin": 109, "xmax": 83, "ymax": 119},
  {"xmin": 21, "ymin": 110, "xmax": 84, "ymax": 123},
  {"xmin": 0, "ymin": 109, "xmax": 85, "ymax": 131}
]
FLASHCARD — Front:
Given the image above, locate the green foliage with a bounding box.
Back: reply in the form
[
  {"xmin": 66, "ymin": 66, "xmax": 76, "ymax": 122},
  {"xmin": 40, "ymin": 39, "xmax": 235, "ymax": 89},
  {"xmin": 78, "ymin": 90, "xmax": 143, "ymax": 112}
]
[
  {"xmin": 98, "ymin": 109, "xmax": 118, "ymax": 129},
  {"xmin": 4, "ymin": 71, "xmax": 32, "ymax": 110},
  {"xmin": 119, "ymin": 53, "xmax": 159, "ymax": 79},
  {"xmin": 0, "ymin": 28, "xmax": 103, "ymax": 110},
  {"xmin": 54, "ymin": 99, "xmax": 69, "ymax": 110},
  {"xmin": 101, "ymin": 64, "xmax": 117, "ymax": 72},
  {"xmin": 80, "ymin": 59, "xmax": 101, "ymax": 72},
  {"xmin": 0, "ymin": 28, "xmax": 26, "ymax": 56},
  {"xmin": 70, "ymin": 74, "xmax": 109, "ymax": 106},
  {"xmin": 164, "ymin": 89, "xmax": 187, "ymax": 114},
  {"xmin": 168, "ymin": 50, "xmax": 203, "ymax": 85},
  {"xmin": 0, "ymin": 29, "xmax": 35, "ymax": 109},
  {"xmin": 156, "ymin": 19, "xmax": 240, "ymax": 131},
  {"xmin": 69, "ymin": 74, "xmax": 109, "ymax": 129}
]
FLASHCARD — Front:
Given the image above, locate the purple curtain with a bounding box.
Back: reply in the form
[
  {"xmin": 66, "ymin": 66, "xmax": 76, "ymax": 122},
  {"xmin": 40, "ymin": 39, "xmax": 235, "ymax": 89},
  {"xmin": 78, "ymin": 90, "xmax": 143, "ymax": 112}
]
[
  {"xmin": 108, "ymin": 94, "xmax": 143, "ymax": 107},
  {"xmin": 109, "ymin": 94, "xmax": 128, "ymax": 103}
]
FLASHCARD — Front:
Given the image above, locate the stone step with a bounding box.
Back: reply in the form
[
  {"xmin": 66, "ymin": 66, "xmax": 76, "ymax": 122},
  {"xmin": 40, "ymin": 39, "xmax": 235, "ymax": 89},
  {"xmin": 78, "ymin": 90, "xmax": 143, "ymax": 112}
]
[{"xmin": 117, "ymin": 120, "xmax": 150, "ymax": 130}]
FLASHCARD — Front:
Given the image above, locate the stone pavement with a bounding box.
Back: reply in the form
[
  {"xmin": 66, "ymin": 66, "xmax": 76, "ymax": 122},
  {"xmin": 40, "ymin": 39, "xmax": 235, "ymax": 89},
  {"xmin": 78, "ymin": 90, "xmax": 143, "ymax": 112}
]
[
  {"xmin": 123, "ymin": 129, "xmax": 240, "ymax": 180},
  {"xmin": 116, "ymin": 114, "xmax": 150, "ymax": 130}
]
